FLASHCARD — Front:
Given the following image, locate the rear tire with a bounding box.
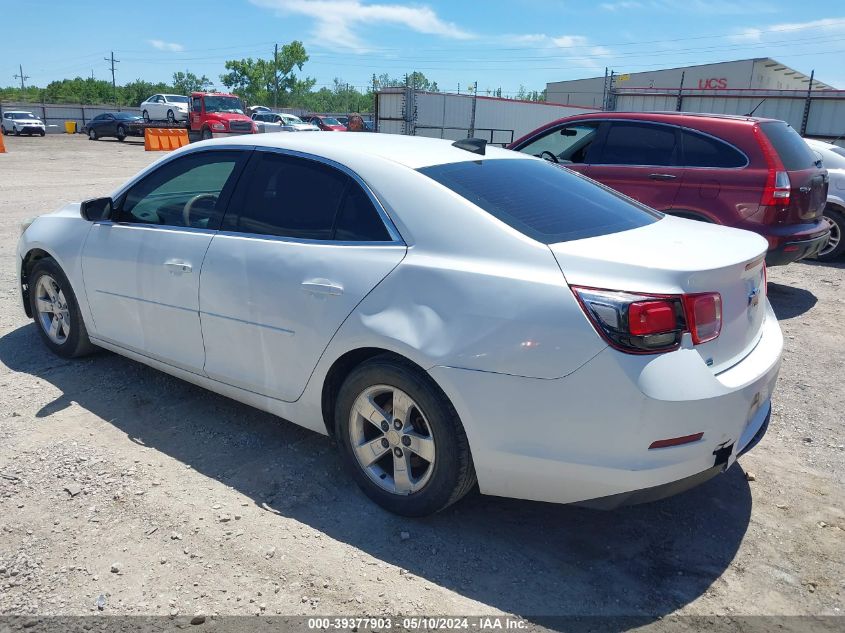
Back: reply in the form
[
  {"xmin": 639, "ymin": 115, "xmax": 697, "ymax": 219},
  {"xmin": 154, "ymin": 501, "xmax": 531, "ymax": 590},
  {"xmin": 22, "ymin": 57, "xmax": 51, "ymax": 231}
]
[
  {"xmin": 335, "ymin": 355, "xmax": 476, "ymax": 517},
  {"xmin": 116, "ymin": 125, "xmax": 126, "ymax": 141},
  {"xmin": 817, "ymin": 207, "xmax": 845, "ymax": 261},
  {"xmin": 28, "ymin": 258, "xmax": 97, "ymax": 359}
]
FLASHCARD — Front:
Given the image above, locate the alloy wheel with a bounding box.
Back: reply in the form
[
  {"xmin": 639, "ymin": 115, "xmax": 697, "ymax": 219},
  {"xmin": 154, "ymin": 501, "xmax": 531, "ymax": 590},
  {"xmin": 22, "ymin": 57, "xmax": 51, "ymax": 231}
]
[
  {"xmin": 34, "ymin": 275, "xmax": 70, "ymax": 345},
  {"xmin": 819, "ymin": 215, "xmax": 841, "ymax": 257},
  {"xmin": 348, "ymin": 385, "xmax": 436, "ymax": 495}
]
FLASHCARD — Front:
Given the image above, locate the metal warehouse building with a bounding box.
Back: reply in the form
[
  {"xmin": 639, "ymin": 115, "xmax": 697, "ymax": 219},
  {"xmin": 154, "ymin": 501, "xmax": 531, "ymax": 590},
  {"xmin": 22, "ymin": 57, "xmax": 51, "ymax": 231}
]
[{"xmin": 547, "ymin": 58, "xmax": 835, "ymax": 109}]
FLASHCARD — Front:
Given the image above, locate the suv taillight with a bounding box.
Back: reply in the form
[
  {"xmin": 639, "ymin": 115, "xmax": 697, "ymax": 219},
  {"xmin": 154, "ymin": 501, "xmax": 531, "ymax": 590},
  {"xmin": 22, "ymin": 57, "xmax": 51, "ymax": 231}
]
[
  {"xmin": 572, "ymin": 287, "xmax": 722, "ymax": 354},
  {"xmin": 754, "ymin": 123, "xmax": 791, "ymax": 207}
]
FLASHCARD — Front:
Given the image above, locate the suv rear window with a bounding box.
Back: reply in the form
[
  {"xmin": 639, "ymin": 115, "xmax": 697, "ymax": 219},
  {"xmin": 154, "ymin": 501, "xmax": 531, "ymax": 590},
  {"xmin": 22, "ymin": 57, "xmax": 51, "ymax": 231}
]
[
  {"xmin": 418, "ymin": 159, "xmax": 660, "ymax": 244},
  {"xmin": 760, "ymin": 121, "xmax": 818, "ymax": 171}
]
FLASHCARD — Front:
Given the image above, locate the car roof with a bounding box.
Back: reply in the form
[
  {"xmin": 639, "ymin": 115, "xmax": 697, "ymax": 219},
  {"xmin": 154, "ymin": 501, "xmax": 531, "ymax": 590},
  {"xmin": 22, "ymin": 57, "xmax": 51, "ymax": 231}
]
[
  {"xmin": 201, "ymin": 132, "xmax": 529, "ymax": 170},
  {"xmin": 557, "ymin": 111, "xmax": 784, "ymax": 125}
]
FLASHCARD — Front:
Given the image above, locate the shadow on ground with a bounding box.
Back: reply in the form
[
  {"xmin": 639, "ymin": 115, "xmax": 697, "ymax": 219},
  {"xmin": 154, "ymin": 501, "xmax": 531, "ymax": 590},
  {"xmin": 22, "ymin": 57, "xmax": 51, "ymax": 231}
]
[
  {"xmin": 0, "ymin": 323, "xmax": 752, "ymax": 625},
  {"xmin": 767, "ymin": 282, "xmax": 818, "ymax": 320}
]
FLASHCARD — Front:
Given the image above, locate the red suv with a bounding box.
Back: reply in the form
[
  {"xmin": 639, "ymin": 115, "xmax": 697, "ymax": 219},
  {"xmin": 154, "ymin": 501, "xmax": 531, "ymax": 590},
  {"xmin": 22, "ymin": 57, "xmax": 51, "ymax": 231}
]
[{"xmin": 509, "ymin": 112, "xmax": 830, "ymax": 265}]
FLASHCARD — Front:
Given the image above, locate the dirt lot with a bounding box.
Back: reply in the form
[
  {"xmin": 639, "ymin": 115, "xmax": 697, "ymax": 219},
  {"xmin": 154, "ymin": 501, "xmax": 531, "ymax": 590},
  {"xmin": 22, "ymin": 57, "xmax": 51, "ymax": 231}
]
[{"xmin": 0, "ymin": 134, "xmax": 843, "ymax": 629}]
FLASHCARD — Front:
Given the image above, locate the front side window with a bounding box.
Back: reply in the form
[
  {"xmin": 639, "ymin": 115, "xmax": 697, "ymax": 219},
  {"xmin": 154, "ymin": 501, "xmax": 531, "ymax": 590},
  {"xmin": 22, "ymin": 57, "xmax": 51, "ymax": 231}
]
[
  {"xmin": 120, "ymin": 151, "xmax": 242, "ymax": 229},
  {"xmin": 598, "ymin": 122, "xmax": 678, "ymax": 166},
  {"xmin": 516, "ymin": 122, "xmax": 601, "ymax": 164},
  {"xmin": 419, "ymin": 158, "xmax": 660, "ymax": 244},
  {"xmin": 229, "ymin": 152, "xmax": 390, "ymax": 241}
]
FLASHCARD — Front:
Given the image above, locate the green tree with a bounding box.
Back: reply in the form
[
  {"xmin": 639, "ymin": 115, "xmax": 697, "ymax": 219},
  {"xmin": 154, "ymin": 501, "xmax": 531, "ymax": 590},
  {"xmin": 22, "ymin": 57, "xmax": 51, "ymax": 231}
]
[
  {"xmin": 220, "ymin": 40, "xmax": 314, "ymax": 106},
  {"xmin": 172, "ymin": 71, "xmax": 212, "ymax": 94}
]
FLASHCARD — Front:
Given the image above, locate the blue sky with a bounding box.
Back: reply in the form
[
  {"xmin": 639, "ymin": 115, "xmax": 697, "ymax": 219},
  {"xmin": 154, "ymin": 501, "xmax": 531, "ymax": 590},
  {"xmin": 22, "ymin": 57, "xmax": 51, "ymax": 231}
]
[{"xmin": 5, "ymin": 0, "xmax": 845, "ymax": 98}]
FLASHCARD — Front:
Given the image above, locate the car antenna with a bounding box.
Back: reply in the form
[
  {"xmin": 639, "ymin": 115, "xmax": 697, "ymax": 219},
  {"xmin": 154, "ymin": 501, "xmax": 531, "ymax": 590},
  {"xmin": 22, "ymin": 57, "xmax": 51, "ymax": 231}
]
[
  {"xmin": 452, "ymin": 138, "xmax": 487, "ymax": 155},
  {"xmin": 745, "ymin": 98, "xmax": 767, "ymax": 117}
]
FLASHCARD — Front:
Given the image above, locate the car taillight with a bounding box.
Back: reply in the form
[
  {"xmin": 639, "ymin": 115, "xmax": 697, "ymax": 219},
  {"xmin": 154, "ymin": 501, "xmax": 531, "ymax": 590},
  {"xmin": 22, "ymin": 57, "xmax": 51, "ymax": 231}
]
[
  {"xmin": 682, "ymin": 292, "xmax": 722, "ymax": 344},
  {"xmin": 754, "ymin": 123, "xmax": 791, "ymax": 207},
  {"xmin": 572, "ymin": 287, "xmax": 722, "ymax": 354}
]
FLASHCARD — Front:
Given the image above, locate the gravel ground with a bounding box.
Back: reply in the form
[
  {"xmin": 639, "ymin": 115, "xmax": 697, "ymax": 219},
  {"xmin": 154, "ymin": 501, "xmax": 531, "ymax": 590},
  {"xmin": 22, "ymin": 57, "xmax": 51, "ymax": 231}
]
[{"xmin": 0, "ymin": 134, "xmax": 843, "ymax": 630}]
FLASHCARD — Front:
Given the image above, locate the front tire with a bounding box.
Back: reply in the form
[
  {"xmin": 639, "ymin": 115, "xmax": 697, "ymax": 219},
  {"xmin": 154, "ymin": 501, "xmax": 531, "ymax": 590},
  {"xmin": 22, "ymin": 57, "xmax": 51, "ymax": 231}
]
[
  {"xmin": 142, "ymin": 110, "xmax": 150, "ymax": 122},
  {"xmin": 817, "ymin": 207, "xmax": 845, "ymax": 261},
  {"xmin": 335, "ymin": 356, "xmax": 476, "ymax": 516},
  {"xmin": 13, "ymin": 126, "xmax": 20, "ymax": 136},
  {"xmin": 201, "ymin": 127, "xmax": 213, "ymax": 141},
  {"xmin": 167, "ymin": 109, "xmax": 175, "ymax": 123},
  {"xmin": 88, "ymin": 128, "xmax": 98, "ymax": 141},
  {"xmin": 28, "ymin": 258, "xmax": 96, "ymax": 359}
]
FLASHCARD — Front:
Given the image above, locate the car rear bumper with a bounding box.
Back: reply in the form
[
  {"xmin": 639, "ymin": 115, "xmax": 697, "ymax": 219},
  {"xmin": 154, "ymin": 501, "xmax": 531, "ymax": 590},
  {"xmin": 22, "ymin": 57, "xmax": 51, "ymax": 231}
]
[
  {"xmin": 429, "ymin": 301, "xmax": 783, "ymax": 507},
  {"xmin": 766, "ymin": 231, "xmax": 830, "ymax": 266},
  {"xmin": 761, "ymin": 221, "xmax": 830, "ymax": 266}
]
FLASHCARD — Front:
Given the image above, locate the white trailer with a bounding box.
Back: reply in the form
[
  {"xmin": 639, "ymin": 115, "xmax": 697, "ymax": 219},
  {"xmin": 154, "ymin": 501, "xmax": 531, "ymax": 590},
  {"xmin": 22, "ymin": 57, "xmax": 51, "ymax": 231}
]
[{"xmin": 376, "ymin": 88, "xmax": 596, "ymax": 145}]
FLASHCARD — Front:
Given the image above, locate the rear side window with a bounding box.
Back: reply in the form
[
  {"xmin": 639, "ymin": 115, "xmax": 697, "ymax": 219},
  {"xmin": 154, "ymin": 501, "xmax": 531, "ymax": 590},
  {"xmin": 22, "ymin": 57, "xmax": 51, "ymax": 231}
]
[
  {"xmin": 681, "ymin": 130, "xmax": 747, "ymax": 168},
  {"xmin": 229, "ymin": 152, "xmax": 391, "ymax": 241},
  {"xmin": 598, "ymin": 122, "xmax": 678, "ymax": 166},
  {"xmin": 419, "ymin": 159, "xmax": 660, "ymax": 244},
  {"xmin": 760, "ymin": 121, "xmax": 817, "ymax": 170}
]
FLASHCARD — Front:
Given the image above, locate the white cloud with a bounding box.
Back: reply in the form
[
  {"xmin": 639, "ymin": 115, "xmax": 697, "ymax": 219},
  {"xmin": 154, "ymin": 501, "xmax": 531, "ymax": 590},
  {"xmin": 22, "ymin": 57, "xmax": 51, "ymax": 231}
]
[
  {"xmin": 729, "ymin": 17, "xmax": 845, "ymax": 43},
  {"xmin": 250, "ymin": 0, "xmax": 473, "ymax": 52},
  {"xmin": 148, "ymin": 39, "xmax": 184, "ymax": 52},
  {"xmin": 602, "ymin": 0, "xmax": 775, "ymax": 14},
  {"xmin": 600, "ymin": 1, "xmax": 643, "ymax": 10},
  {"xmin": 504, "ymin": 33, "xmax": 612, "ymax": 71}
]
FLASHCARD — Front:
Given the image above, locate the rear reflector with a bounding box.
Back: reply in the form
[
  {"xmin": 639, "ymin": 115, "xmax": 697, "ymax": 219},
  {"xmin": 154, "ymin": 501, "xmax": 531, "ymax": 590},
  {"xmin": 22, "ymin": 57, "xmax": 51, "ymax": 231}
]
[{"xmin": 649, "ymin": 432, "xmax": 704, "ymax": 449}]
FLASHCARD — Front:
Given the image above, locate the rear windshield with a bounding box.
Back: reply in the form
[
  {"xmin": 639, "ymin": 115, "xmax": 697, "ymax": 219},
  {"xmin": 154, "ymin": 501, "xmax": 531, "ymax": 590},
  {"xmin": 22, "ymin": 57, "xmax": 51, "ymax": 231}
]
[
  {"xmin": 760, "ymin": 121, "xmax": 818, "ymax": 170},
  {"xmin": 418, "ymin": 159, "xmax": 661, "ymax": 244}
]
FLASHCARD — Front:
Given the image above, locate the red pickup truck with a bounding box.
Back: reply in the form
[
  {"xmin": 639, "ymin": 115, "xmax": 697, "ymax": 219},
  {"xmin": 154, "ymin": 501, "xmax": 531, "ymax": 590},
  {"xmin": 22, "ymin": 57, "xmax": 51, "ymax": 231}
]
[{"xmin": 188, "ymin": 92, "xmax": 256, "ymax": 140}]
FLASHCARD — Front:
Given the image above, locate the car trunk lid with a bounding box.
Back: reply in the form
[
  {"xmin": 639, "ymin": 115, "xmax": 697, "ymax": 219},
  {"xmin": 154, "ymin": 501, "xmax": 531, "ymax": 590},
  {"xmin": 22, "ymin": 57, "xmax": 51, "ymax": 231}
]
[{"xmin": 550, "ymin": 216, "xmax": 770, "ymax": 373}]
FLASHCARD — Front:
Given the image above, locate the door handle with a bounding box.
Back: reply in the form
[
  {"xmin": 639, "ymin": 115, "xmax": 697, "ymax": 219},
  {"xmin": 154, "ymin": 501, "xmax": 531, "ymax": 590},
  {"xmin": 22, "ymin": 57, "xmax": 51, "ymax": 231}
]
[
  {"xmin": 649, "ymin": 173, "xmax": 677, "ymax": 181},
  {"xmin": 301, "ymin": 279, "xmax": 344, "ymax": 296},
  {"xmin": 164, "ymin": 260, "xmax": 192, "ymax": 273}
]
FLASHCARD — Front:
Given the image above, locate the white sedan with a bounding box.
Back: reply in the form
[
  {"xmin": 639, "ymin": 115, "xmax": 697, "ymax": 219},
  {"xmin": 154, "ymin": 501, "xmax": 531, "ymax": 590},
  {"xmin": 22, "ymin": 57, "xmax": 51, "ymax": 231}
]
[
  {"xmin": 252, "ymin": 112, "xmax": 320, "ymax": 132},
  {"xmin": 139, "ymin": 94, "xmax": 190, "ymax": 123},
  {"xmin": 16, "ymin": 134, "xmax": 782, "ymax": 516},
  {"xmin": 805, "ymin": 138, "xmax": 845, "ymax": 261}
]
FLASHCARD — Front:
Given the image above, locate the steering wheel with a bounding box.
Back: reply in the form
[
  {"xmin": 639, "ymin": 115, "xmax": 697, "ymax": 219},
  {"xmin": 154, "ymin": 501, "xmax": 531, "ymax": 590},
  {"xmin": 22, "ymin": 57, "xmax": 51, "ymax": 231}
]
[
  {"xmin": 539, "ymin": 151, "xmax": 559, "ymax": 163},
  {"xmin": 182, "ymin": 193, "xmax": 218, "ymax": 227}
]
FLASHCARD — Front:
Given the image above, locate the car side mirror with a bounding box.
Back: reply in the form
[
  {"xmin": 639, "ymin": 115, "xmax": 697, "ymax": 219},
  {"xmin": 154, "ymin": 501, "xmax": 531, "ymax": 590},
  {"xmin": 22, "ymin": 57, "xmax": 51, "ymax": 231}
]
[{"xmin": 80, "ymin": 197, "xmax": 114, "ymax": 221}]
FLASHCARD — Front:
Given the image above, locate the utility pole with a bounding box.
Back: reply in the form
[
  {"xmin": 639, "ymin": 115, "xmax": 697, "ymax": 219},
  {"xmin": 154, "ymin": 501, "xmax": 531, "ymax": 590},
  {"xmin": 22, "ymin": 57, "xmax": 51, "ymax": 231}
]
[
  {"xmin": 104, "ymin": 51, "xmax": 120, "ymax": 106},
  {"xmin": 14, "ymin": 64, "xmax": 30, "ymax": 92},
  {"xmin": 273, "ymin": 43, "xmax": 279, "ymax": 109},
  {"xmin": 801, "ymin": 69, "xmax": 815, "ymax": 136}
]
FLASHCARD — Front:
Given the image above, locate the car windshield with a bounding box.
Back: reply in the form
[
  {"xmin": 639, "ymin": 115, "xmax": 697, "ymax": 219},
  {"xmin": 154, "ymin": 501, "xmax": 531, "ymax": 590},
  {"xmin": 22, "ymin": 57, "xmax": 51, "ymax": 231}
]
[
  {"xmin": 165, "ymin": 95, "xmax": 189, "ymax": 103},
  {"xmin": 282, "ymin": 115, "xmax": 303, "ymax": 124},
  {"xmin": 12, "ymin": 113, "xmax": 37, "ymax": 119},
  {"xmin": 204, "ymin": 96, "xmax": 244, "ymax": 114},
  {"xmin": 419, "ymin": 158, "xmax": 661, "ymax": 244},
  {"xmin": 322, "ymin": 117, "xmax": 341, "ymax": 126},
  {"xmin": 115, "ymin": 113, "xmax": 140, "ymax": 120}
]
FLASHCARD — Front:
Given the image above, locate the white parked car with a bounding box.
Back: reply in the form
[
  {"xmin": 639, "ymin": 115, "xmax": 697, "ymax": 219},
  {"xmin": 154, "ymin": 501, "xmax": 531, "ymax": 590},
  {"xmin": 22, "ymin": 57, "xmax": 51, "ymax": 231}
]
[
  {"xmin": 2, "ymin": 110, "xmax": 46, "ymax": 136},
  {"xmin": 253, "ymin": 112, "xmax": 319, "ymax": 132},
  {"xmin": 139, "ymin": 94, "xmax": 190, "ymax": 123},
  {"xmin": 16, "ymin": 134, "xmax": 782, "ymax": 516},
  {"xmin": 805, "ymin": 138, "xmax": 845, "ymax": 261}
]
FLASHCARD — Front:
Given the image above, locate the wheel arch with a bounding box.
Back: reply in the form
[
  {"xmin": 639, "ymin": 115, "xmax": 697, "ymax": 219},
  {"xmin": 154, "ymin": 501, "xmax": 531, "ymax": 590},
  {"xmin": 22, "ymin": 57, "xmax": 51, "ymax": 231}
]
[
  {"xmin": 320, "ymin": 347, "xmax": 434, "ymax": 437},
  {"xmin": 665, "ymin": 208, "xmax": 719, "ymax": 223},
  {"xmin": 20, "ymin": 247, "xmax": 56, "ymax": 318}
]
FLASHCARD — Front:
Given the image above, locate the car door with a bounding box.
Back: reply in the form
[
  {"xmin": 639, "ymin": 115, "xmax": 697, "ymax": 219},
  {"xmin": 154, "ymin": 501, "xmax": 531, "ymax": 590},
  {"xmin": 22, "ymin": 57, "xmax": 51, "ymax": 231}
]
[
  {"xmin": 100, "ymin": 114, "xmax": 116, "ymax": 136},
  {"xmin": 512, "ymin": 121, "xmax": 602, "ymax": 177},
  {"xmin": 199, "ymin": 149, "xmax": 406, "ymax": 401},
  {"xmin": 81, "ymin": 149, "xmax": 248, "ymax": 372},
  {"xmin": 587, "ymin": 120, "xmax": 683, "ymax": 210}
]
